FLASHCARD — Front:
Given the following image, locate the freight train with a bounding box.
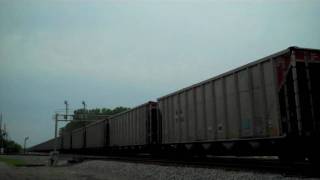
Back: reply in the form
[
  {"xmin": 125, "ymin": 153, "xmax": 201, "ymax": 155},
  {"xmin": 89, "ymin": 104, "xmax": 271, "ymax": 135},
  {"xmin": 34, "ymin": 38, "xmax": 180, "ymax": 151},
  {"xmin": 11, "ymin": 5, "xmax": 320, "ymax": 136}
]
[{"xmin": 30, "ymin": 47, "xmax": 320, "ymax": 162}]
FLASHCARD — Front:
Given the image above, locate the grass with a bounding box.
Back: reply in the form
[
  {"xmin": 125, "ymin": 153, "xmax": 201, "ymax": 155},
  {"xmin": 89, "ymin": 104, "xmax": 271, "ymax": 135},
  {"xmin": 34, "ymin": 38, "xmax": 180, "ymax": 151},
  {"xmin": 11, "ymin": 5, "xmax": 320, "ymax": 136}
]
[{"xmin": 0, "ymin": 156, "xmax": 26, "ymax": 166}]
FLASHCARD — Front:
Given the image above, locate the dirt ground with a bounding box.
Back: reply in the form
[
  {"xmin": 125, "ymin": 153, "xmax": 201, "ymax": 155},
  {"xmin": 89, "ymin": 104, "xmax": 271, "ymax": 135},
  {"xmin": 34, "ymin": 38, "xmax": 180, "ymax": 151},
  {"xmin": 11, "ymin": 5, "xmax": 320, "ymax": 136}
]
[{"xmin": 0, "ymin": 155, "xmax": 81, "ymax": 180}]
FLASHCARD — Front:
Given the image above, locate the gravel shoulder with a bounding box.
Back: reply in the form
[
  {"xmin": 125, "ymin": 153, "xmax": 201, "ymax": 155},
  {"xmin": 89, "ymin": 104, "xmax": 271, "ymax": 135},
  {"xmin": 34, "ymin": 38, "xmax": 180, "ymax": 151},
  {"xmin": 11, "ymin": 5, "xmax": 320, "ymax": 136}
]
[{"xmin": 0, "ymin": 155, "xmax": 319, "ymax": 180}]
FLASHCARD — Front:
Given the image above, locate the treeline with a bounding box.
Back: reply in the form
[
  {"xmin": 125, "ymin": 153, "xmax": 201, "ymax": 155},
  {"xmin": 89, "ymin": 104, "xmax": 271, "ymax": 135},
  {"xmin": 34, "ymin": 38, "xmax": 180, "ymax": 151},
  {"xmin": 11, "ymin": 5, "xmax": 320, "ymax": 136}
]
[
  {"xmin": 1, "ymin": 121, "xmax": 22, "ymax": 153},
  {"xmin": 60, "ymin": 107, "xmax": 130, "ymax": 134},
  {"xmin": 2, "ymin": 140, "xmax": 23, "ymax": 153}
]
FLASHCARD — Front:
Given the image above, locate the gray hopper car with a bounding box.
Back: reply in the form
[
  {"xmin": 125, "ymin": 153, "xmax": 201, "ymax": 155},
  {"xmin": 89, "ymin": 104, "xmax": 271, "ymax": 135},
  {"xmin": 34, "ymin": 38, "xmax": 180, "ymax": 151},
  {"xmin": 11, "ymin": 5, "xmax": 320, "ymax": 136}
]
[
  {"xmin": 71, "ymin": 127, "xmax": 85, "ymax": 150},
  {"xmin": 86, "ymin": 119, "xmax": 108, "ymax": 149},
  {"xmin": 62, "ymin": 132, "xmax": 71, "ymax": 150},
  {"xmin": 158, "ymin": 47, "xmax": 320, "ymax": 160},
  {"xmin": 109, "ymin": 101, "xmax": 158, "ymax": 148},
  {"xmin": 30, "ymin": 138, "xmax": 60, "ymax": 152}
]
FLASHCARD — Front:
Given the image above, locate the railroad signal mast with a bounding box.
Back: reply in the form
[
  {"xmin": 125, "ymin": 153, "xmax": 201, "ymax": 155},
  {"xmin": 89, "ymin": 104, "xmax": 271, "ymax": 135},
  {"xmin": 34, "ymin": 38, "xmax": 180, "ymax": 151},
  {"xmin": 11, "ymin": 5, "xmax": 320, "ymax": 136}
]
[
  {"xmin": 0, "ymin": 113, "xmax": 7, "ymax": 154},
  {"xmin": 51, "ymin": 101, "xmax": 106, "ymax": 166}
]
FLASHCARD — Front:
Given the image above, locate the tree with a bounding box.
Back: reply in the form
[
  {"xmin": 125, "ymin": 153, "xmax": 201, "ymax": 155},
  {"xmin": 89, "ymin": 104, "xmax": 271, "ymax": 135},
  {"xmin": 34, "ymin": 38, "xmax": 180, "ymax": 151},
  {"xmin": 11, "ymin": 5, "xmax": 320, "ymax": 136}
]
[
  {"xmin": 4, "ymin": 140, "xmax": 22, "ymax": 153},
  {"xmin": 60, "ymin": 106, "xmax": 130, "ymax": 134}
]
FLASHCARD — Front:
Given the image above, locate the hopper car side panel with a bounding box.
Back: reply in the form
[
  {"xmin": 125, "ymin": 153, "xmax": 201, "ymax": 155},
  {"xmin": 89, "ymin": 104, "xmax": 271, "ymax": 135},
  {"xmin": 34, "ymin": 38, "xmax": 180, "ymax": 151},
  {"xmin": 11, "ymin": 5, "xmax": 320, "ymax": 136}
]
[
  {"xmin": 109, "ymin": 102, "xmax": 158, "ymax": 148},
  {"xmin": 71, "ymin": 128, "xmax": 85, "ymax": 149},
  {"xmin": 86, "ymin": 120, "xmax": 108, "ymax": 148},
  {"xmin": 62, "ymin": 132, "xmax": 71, "ymax": 150},
  {"xmin": 159, "ymin": 59, "xmax": 280, "ymax": 145}
]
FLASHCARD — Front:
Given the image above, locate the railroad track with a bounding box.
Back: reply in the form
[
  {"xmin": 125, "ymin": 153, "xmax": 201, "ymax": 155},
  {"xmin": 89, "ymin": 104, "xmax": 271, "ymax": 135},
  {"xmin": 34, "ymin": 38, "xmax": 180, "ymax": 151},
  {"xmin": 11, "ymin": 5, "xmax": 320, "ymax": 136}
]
[
  {"xmin": 12, "ymin": 153, "xmax": 319, "ymax": 178},
  {"xmin": 57, "ymin": 154, "xmax": 319, "ymax": 178}
]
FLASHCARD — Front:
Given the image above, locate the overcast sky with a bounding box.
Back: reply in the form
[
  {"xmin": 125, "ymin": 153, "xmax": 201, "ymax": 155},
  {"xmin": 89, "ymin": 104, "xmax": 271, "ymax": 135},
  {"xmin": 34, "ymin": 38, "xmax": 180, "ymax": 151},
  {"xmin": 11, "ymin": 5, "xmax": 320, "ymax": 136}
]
[{"xmin": 1, "ymin": 0, "xmax": 320, "ymax": 147}]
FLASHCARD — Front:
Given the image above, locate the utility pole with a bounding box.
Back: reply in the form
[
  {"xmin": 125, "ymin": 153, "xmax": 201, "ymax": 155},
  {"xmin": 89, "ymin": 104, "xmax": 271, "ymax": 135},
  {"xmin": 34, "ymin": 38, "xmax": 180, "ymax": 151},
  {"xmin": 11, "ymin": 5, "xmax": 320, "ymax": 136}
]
[
  {"xmin": 3, "ymin": 123, "xmax": 7, "ymax": 154},
  {"xmin": 54, "ymin": 113, "xmax": 58, "ymax": 152},
  {"xmin": 0, "ymin": 113, "xmax": 3, "ymax": 154},
  {"xmin": 0, "ymin": 112, "xmax": 2, "ymax": 132},
  {"xmin": 24, "ymin": 136, "xmax": 29, "ymax": 154},
  {"xmin": 50, "ymin": 113, "xmax": 59, "ymax": 166},
  {"xmin": 4, "ymin": 123, "xmax": 7, "ymax": 141}
]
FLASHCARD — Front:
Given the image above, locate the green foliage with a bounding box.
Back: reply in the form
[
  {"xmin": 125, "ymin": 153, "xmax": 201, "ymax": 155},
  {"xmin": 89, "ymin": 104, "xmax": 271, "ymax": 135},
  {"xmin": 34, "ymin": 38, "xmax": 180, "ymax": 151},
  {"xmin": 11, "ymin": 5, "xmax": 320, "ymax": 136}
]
[
  {"xmin": 1, "ymin": 140, "xmax": 23, "ymax": 153},
  {"xmin": 60, "ymin": 106, "xmax": 130, "ymax": 134}
]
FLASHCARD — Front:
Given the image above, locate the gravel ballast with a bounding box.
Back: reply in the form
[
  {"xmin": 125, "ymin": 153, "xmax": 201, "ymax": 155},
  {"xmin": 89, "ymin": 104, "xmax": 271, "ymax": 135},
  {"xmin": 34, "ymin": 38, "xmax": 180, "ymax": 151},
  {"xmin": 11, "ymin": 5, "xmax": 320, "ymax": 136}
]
[
  {"xmin": 70, "ymin": 160, "xmax": 317, "ymax": 180},
  {"xmin": 0, "ymin": 156, "xmax": 318, "ymax": 180}
]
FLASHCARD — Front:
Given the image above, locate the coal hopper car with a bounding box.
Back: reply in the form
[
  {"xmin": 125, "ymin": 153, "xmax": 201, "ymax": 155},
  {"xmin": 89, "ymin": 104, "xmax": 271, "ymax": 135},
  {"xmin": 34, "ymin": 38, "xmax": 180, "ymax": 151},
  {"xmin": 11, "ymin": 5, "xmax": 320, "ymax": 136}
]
[
  {"xmin": 157, "ymin": 47, "xmax": 320, "ymax": 161},
  {"xmin": 109, "ymin": 101, "xmax": 159, "ymax": 153},
  {"xmin": 71, "ymin": 127, "xmax": 86, "ymax": 153},
  {"xmin": 85, "ymin": 119, "xmax": 109, "ymax": 154}
]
